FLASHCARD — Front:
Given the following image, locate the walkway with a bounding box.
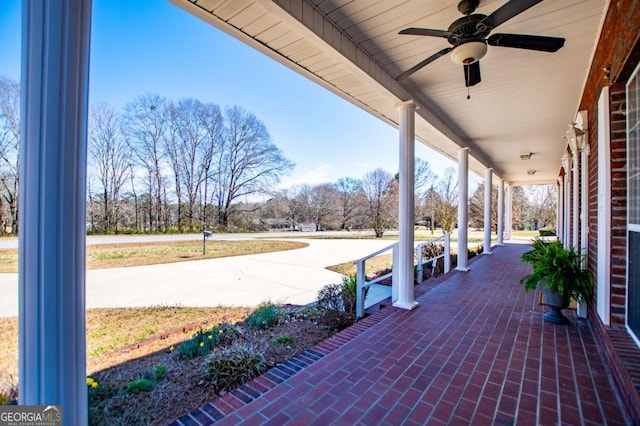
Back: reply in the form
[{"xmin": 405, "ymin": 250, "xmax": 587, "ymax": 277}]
[
  {"xmin": 173, "ymin": 243, "xmax": 631, "ymax": 425},
  {"xmin": 0, "ymin": 238, "xmax": 392, "ymax": 317}
]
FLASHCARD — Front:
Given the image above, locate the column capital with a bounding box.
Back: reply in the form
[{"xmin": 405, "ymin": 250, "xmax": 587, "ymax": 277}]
[
  {"xmin": 458, "ymin": 146, "xmax": 470, "ymax": 153},
  {"xmin": 396, "ymin": 100, "xmax": 417, "ymax": 110},
  {"xmin": 561, "ymin": 153, "xmax": 571, "ymax": 172}
]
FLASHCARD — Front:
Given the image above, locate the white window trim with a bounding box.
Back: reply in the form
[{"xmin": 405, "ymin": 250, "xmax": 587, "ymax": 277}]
[{"xmin": 627, "ymin": 60, "xmax": 640, "ymax": 347}]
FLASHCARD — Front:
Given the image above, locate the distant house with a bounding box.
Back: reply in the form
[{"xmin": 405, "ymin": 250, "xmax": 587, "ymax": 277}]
[{"xmin": 261, "ymin": 219, "xmax": 293, "ymax": 232}]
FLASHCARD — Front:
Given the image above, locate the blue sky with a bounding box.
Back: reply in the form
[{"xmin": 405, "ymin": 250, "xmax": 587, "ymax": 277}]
[{"xmin": 0, "ymin": 0, "xmax": 459, "ymax": 189}]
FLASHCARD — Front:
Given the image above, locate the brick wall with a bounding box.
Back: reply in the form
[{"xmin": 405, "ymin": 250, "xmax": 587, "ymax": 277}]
[
  {"xmin": 580, "ymin": 0, "xmax": 640, "ymax": 326},
  {"xmin": 610, "ymin": 84, "xmax": 628, "ymax": 325}
]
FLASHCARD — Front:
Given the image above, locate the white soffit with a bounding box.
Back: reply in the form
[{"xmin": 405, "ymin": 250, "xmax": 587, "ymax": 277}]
[{"xmin": 171, "ymin": 0, "xmax": 608, "ymax": 184}]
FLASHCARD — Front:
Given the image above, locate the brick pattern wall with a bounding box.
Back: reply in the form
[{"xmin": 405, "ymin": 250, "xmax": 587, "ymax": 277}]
[
  {"xmin": 610, "ymin": 85, "xmax": 628, "ymax": 325},
  {"xmin": 580, "ymin": 0, "xmax": 640, "ymax": 326}
]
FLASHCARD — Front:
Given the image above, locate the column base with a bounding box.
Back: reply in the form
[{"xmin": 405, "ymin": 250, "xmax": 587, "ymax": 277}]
[
  {"xmin": 393, "ymin": 300, "xmax": 419, "ymax": 311},
  {"xmin": 483, "ymin": 251, "xmax": 493, "ymax": 255},
  {"xmin": 456, "ymin": 266, "xmax": 470, "ymax": 272}
]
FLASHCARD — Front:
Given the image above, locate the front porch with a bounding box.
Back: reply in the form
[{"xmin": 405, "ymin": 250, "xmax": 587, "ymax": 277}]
[{"xmin": 173, "ymin": 243, "xmax": 634, "ymax": 425}]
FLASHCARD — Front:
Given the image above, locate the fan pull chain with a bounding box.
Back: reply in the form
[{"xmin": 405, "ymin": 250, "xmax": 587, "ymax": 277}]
[{"xmin": 467, "ymin": 86, "xmax": 471, "ymax": 100}]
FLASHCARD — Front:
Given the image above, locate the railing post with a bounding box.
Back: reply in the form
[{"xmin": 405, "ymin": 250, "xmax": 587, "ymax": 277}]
[
  {"xmin": 392, "ymin": 244, "xmax": 399, "ymax": 304},
  {"xmin": 356, "ymin": 260, "xmax": 365, "ymax": 319},
  {"xmin": 416, "ymin": 243, "xmax": 423, "ymax": 283},
  {"xmin": 444, "ymin": 233, "xmax": 451, "ymax": 273}
]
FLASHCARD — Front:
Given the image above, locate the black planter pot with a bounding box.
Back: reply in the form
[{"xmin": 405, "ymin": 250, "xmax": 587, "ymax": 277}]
[{"xmin": 541, "ymin": 288, "xmax": 570, "ymax": 325}]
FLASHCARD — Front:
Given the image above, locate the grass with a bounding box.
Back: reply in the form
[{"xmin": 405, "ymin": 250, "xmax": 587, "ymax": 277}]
[
  {"xmin": 326, "ymin": 253, "xmax": 393, "ymax": 276},
  {"xmin": 0, "ymin": 306, "xmax": 251, "ymax": 382},
  {"xmin": 0, "ymin": 239, "xmax": 307, "ymax": 273}
]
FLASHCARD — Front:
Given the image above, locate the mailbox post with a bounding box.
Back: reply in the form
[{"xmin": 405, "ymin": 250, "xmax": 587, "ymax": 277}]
[{"xmin": 203, "ymin": 229, "xmax": 213, "ymax": 254}]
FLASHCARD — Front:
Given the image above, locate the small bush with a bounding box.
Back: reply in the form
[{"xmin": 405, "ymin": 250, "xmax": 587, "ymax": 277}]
[
  {"xmin": 179, "ymin": 328, "xmax": 221, "ymax": 359},
  {"xmin": 340, "ymin": 273, "xmax": 361, "ymax": 316},
  {"xmin": 217, "ymin": 321, "xmax": 242, "ymax": 344},
  {"xmin": 0, "ymin": 379, "xmax": 17, "ymax": 405},
  {"xmin": 152, "ymin": 364, "xmax": 166, "ymax": 381},
  {"xmin": 539, "ymin": 228, "xmax": 556, "ymax": 236},
  {"xmin": 271, "ymin": 336, "xmax": 295, "ymax": 345},
  {"xmin": 317, "ymin": 283, "xmax": 344, "ymax": 312},
  {"xmin": 246, "ymin": 303, "xmax": 278, "ymax": 329},
  {"xmin": 208, "ymin": 344, "xmax": 267, "ymax": 392},
  {"xmin": 126, "ymin": 378, "xmax": 154, "ymax": 393}
]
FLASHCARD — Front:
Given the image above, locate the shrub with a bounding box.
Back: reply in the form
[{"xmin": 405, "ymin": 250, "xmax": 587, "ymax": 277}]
[
  {"xmin": 0, "ymin": 378, "xmax": 17, "ymax": 405},
  {"xmin": 152, "ymin": 364, "xmax": 166, "ymax": 381},
  {"xmin": 245, "ymin": 303, "xmax": 278, "ymax": 329},
  {"xmin": 126, "ymin": 378, "xmax": 154, "ymax": 393},
  {"xmin": 271, "ymin": 336, "xmax": 295, "ymax": 346},
  {"xmin": 179, "ymin": 328, "xmax": 221, "ymax": 359},
  {"xmin": 217, "ymin": 321, "xmax": 242, "ymax": 344},
  {"xmin": 208, "ymin": 344, "xmax": 267, "ymax": 392},
  {"xmin": 539, "ymin": 228, "xmax": 556, "ymax": 237},
  {"xmin": 317, "ymin": 283, "xmax": 344, "ymax": 312}
]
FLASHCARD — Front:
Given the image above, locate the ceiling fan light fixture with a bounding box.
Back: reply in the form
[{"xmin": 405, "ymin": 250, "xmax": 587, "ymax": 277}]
[{"xmin": 450, "ymin": 41, "xmax": 487, "ymax": 65}]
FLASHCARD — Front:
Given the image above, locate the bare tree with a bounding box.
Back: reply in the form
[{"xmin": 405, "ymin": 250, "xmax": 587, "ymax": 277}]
[
  {"xmin": 122, "ymin": 93, "xmax": 169, "ymax": 231},
  {"xmin": 333, "ymin": 177, "xmax": 364, "ymax": 230},
  {"xmin": 166, "ymin": 99, "xmax": 223, "ymax": 230},
  {"xmin": 0, "ymin": 77, "xmax": 20, "ymax": 234},
  {"xmin": 88, "ymin": 103, "xmax": 131, "ymax": 232},
  {"xmin": 361, "ymin": 168, "xmax": 398, "ymax": 238},
  {"xmin": 511, "ymin": 186, "xmax": 530, "ymax": 230},
  {"xmin": 213, "ymin": 106, "xmax": 294, "ymax": 227},
  {"xmin": 434, "ymin": 168, "xmax": 458, "ymax": 233},
  {"xmin": 414, "ymin": 158, "xmax": 436, "ymax": 196},
  {"xmin": 469, "ymin": 183, "xmax": 498, "ymax": 231},
  {"xmin": 300, "ymin": 183, "xmax": 341, "ymax": 231},
  {"xmin": 525, "ymin": 185, "xmax": 556, "ymax": 229}
]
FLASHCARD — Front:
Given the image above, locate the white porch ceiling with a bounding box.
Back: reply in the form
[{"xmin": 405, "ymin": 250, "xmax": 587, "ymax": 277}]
[{"xmin": 171, "ymin": 0, "xmax": 607, "ymax": 185}]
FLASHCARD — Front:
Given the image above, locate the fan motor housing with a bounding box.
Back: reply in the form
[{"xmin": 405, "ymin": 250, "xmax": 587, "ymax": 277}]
[{"xmin": 447, "ymin": 14, "xmax": 490, "ymax": 45}]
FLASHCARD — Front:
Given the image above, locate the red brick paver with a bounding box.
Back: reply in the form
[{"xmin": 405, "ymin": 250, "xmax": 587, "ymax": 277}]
[{"xmin": 172, "ymin": 243, "xmax": 632, "ymax": 425}]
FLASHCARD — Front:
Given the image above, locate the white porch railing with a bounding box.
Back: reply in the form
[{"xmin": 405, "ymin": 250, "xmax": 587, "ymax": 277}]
[
  {"xmin": 353, "ymin": 233, "xmax": 452, "ymax": 319},
  {"xmin": 415, "ymin": 232, "xmax": 452, "ymax": 282},
  {"xmin": 354, "ymin": 242, "xmax": 398, "ymax": 319}
]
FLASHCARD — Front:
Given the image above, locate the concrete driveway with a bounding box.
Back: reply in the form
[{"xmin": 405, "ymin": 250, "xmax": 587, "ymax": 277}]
[{"xmin": 0, "ymin": 238, "xmax": 394, "ymax": 317}]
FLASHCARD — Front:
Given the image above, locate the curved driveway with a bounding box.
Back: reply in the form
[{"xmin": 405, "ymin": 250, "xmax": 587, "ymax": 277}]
[{"xmin": 0, "ymin": 237, "xmax": 393, "ymax": 317}]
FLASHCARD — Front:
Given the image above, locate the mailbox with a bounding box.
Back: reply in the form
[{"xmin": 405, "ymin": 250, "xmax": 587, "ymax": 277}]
[{"xmin": 203, "ymin": 229, "xmax": 213, "ymax": 254}]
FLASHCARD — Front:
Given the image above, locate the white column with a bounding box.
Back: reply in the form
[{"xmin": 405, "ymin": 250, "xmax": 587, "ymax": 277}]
[
  {"xmin": 561, "ymin": 153, "xmax": 571, "ymax": 248},
  {"xmin": 483, "ymin": 168, "xmax": 493, "ymax": 254},
  {"xmin": 505, "ymin": 185, "xmax": 512, "ymax": 240},
  {"xmin": 572, "ymin": 151, "xmax": 580, "ymax": 248},
  {"xmin": 20, "ymin": 1, "xmax": 91, "ymax": 424},
  {"xmin": 457, "ymin": 148, "xmax": 470, "ymax": 271},
  {"xmin": 497, "ymin": 178, "xmax": 504, "ymax": 245},
  {"xmin": 556, "ymin": 178, "xmax": 562, "ymax": 240},
  {"xmin": 393, "ymin": 101, "xmax": 418, "ymax": 311},
  {"xmin": 580, "ymin": 142, "xmax": 590, "ymax": 260}
]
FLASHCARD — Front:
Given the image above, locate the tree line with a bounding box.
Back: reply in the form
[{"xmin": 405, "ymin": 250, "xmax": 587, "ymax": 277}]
[{"xmin": 0, "ymin": 77, "xmax": 555, "ymax": 236}]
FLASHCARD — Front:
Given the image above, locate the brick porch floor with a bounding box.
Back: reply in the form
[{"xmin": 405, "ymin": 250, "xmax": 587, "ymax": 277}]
[{"xmin": 172, "ymin": 243, "xmax": 632, "ymax": 425}]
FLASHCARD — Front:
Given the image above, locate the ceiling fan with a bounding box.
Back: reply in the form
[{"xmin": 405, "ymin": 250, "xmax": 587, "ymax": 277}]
[{"xmin": 396, "ymin": 0, "xmax": 565, "ymax": 89}]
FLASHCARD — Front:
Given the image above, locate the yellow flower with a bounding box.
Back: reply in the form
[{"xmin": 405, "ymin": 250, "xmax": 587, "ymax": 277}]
[
  {"xmin": 169, "ymin": 345, "xmax": 175, "ymax": 351},
  {"xmin": 199, "ymin": 342, "xmax": 204, "ymax": 347},
  {"xmin": 208, "ymin": 335, "xmax": 213, "ymax": 340},
  {"xmin": 91, "ymin": 382, "xmax": 98, "ymax": 389},
  {"xmin": 219, "ymin": 329, "xmax": 223, "ymax": 334}
]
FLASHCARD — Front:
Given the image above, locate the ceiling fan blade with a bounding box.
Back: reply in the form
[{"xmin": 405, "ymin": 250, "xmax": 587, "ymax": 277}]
[
  {"xmin": 487, "ymin": 33, "xmax": 565, "ymax": 52},
  {"xmin": 478, "ymin": 0, "xmax": 542, "ymax": 31},
  {"xmin": 398, "ymin": 28, "xmax": 452, "ymax": 39},
  {"xmin": 464, "ymin": 61, "xmax": 481, "ymax": 87},
  {"xmin": 397, "ymin": 47, "xmax": 452, "ymax": 81}
]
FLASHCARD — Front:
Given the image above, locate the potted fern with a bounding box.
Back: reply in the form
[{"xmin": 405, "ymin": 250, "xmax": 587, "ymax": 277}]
[{"xmin": 519, "ymin": 239, "xmax": 593, "ymax": 324}]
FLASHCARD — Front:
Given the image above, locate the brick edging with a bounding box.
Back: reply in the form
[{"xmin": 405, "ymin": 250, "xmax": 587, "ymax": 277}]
[
  {"xmin": 589, "ymin": 308, "xmax": 640, "ymax": 424},
  {"xmin": 170, "ymin": 307, "xmax": 399, "ymax": 426}
]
